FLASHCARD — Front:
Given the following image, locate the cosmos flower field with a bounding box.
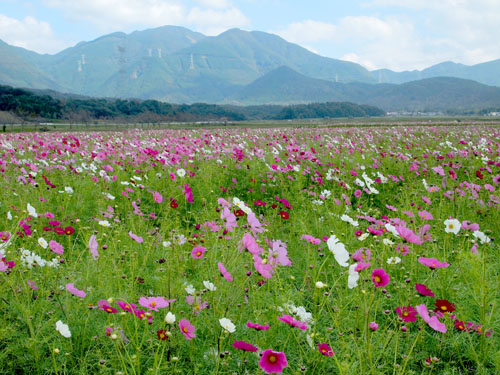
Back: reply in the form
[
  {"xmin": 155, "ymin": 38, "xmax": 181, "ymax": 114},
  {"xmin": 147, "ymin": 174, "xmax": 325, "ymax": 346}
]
[{"xmin": 0, "ymin": 125, "xmax": 499, "ymax": 374}]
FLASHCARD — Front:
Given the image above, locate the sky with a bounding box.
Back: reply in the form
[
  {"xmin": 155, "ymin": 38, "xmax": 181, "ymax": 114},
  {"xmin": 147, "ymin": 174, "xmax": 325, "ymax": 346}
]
[{"xmin": 1, "ymin": 0, "xmax": 499, "ymax": 72}]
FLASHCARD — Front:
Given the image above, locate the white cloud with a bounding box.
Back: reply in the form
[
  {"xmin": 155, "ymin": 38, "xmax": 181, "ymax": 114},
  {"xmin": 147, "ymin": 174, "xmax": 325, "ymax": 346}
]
[
  {"xmin": 44, "ymin": 0, "xmax": 249, "ymax": 36},
  {"xmin": 44, "ymin": 0, "xmax": 185, "ymax": 30},
  {"xmin": 187, "ymin": 7, "xmax": 250, "ymax": 35},
  {"xmin": 275, "ymin": 0, "xmax": 500, "ymax": 72},
  {"xmin": 0, "ymin": 14, "xmax": 70, "ymax": 53}
]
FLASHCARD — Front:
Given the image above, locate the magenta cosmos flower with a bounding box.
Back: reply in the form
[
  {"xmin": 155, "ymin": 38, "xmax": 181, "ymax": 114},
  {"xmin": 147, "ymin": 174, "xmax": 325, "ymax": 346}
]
[
  {"xmin": 191, "ymin": 246, "xmax": 206, "ymax": 259},
  {"xmin": 233, "ymin": 340, "xmax": 258, "ymax": 352},
  {"xmin": 247, "ymin": 321, "xmax": 270, "ymax": 330},
  {"xmin": 395, "ymin": 305, "xmax": 418, "ymax": 322},
  {"xmin": 317, "ymin": 343, "xmax": 334, "ymax": 357},
  {"xmin": 371, "ymin": 268, "xmax": 390, "ymax": 287},
  {"xmin": 179, "ymin": 318, "xmax": 196, "ymax": 340},
  {"xmin": 418, "ymin": 257, "xmax": 449, "ymax": 269},
  {"xmin": 259, "ymin": 349, "xmax": 288, "ymax": 373},
  {"xmin": 277, "ymin": 314, "xmax": 307, "ymax": 330},
  {"xmin": 415, "ymin": 283, "xmax": 435, "ymax": 297}
]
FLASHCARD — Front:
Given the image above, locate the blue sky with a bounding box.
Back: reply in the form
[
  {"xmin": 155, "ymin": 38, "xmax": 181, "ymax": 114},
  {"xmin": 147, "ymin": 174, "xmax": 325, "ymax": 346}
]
[{"xmin": 1, "ymin": 0, "xmax": 499, "ymax": 71}]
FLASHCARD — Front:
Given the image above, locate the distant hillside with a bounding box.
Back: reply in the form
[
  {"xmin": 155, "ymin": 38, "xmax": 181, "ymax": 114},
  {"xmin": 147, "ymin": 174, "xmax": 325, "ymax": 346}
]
[
  {"xmin": 230, "ymin": 67, "xmax": 500, "ymax": 111},
  {"xmin": 0, "ymin": 84, "xmax": 384, "ymax": 123},
  {"xmin": 0, "ymin": 26, "xmax": 375, "ymax": 103},
  {"xmin": 372, "ymin": 59, "xmax": 500, "ymax": 87}
]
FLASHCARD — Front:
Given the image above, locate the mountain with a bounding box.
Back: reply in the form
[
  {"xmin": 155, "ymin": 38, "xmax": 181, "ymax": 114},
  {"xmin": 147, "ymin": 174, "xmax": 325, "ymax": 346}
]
[
  {"xmin": 372, "ymin": 59, "xmax": 500, "ymax": 87},
  {"xmin": 0, "ymin": 26, "xmax": 376, "ymax": 103},
  {"xmin": 231, "ymin": 66, "xmax": 500, "ymax": 111}
]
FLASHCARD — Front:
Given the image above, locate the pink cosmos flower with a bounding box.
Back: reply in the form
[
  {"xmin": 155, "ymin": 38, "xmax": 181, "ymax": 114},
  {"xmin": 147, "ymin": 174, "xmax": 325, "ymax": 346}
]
[
  {"xmin": 352, "ymin": 248, "xmax": 371, "ymax": 262},
  {"xmin": 179, "ymin": 318, "xmax": 196, "ymax": 340},
  {"xmin": 217, "ymin": 262, "xmax": 233, "ymax": 281},
  {"xmin": 259, "ymin": 349, "xmax": 288, "ymax": 374},
  {"xmin": 371, "ymin": 268, "xmax": 390, "ymax": 287},
  {"xmin": 128, "ymin": 231, "xmax": 143, "ymax": 243},
  {"xmin": 318, "ymin": 343, "xmax": 334, "ymax": 357},
  {"xmin": 49, "ymin": 240, "xmax": 64, "ymax": 254},
  {"xmin": 247, "ymin": 212, "xmax": 264, "ymax": 235},
  {"xmin": 242, "ymin": 232, "xmax": 264, "ymax": 255},
  {"xmin": 233, "ymin": 340, "xmax": 258, "ymax": 352},
  {"xmin": 253, "ymin": 255, "xmax": 274, "ymax": 279},
  {"xmin": 418, "ymin": 210, "xmax": 434, "ymax": 220},
  {"xmin": 191, "ymin": 246, "xmax": 206, "ymax": 259},
  {"xmin": 355, "ymin": 262, "xmax": 370, "ymax": 272},
  {"xmin": 416, "ymin": 283, "xmax": 435, "ymax": 297},
  {"xmin": 418, "ymin": 257, "xmax": 449, "ymax": 269},
  {"xmin": 183, "ymin": 184, "xmax": 194, "ymax": 203},
  {"xmin": 66, "ymin": 283, "xmax": 86, "ymax": 298},
  {"xmin": 301, "ymin": 234, "xmax": 321, "ymax": 245},
  {"xmin": 395, "ymin": 306, "xmax": 418, "ymax": 322},
  {"xmin": 89, "ymin": 234, "xmax": 99, "ymax": 260},
  {"xmin": 153, "ymin": 192, "xmax": 163, "ymax": 203},
  {"xmin": 138, "ymin": 296, "xmax": 175, "ymax": 312},
  {"xmin": 396, "ymin": 224, "xmax": 424, "ymax": 244},
  {"xmin": 27, "ymin": 280, "xmax": 38, "ymax": 290},
  {"xmin": 354, "ymin": 190, "xmax": 362, "ymax": 198},
  {"xmin": 416, "ymin": 304, "xmax": 447, "ymax": 333},
  {"xmin": 247, "ymin": 321, "xmax": 270, "ymax": 330},
  {"xmin": 369, "ymin": 322, "xmax": 379, "ymax": 331},
  {"xmin": 268, "ymin": 240, "xmax": 292, "ymax": 267},
  {"xmin": 221, "ymin": 207, "xmax": 237, "ymax": 232},
  {"xmin": 277, "ymin": 314, "xmax": 307, "ymax": 330},
  {"xmin": 0, "ymin": 231, "xmax": 10, "ymax": 242}
]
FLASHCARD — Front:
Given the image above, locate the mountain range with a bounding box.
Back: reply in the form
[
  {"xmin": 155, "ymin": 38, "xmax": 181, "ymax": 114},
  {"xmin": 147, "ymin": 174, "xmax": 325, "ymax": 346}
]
[{"xmin": 1, "ymin": 25, "xmax": 500, "ymax": 111}]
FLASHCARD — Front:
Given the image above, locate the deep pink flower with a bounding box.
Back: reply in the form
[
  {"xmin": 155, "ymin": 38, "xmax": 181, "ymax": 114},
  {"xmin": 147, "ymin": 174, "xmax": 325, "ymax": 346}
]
[
  {"xmin": 217, "ymin": 262, "xmax": 233, "ymax": 281},
  {"xmin": 371, "ymin": 268, "xmax": 390, "ymax": 287},
  {"xmin": 97, "ymin": 299, "xmax": 118, "ymax": 313},
  {"xmin": 64, "ymin": 226, "xmax": 75, "ymax": 235},
  {"xmin": 116, "ymin": 300, "xmax": 136, "ymax": 314},
  {"xmin": 415, "ymin": 283, "xmax": 435, "ymax": 297},
  {"xmin": 179, "ymin": 318, "xmax": 196, "ymax": 340},
  {"xmin": 277, "ymin": 314, "xmax": 307, "ymax": 330},
  {"xmin": 0, "ymin": 231, "xmax": 10, "ymax": 242},
  {"xmin": 191, "ymin": 246, "xmax": 206, "ymax": 259},
  {"xmin": 247, "ymin": 321, "xmax": 270, "ymax": 330},
  {"xmin": 318, "ymin": 342, "xmax": 334, "ymax": 356},
  {"xmin": 259, "ymin": 349, "xmax": 288, "ymax": 374},
  {"xmin": 233, "ymin": 340, "xmax": 258, "ymax": 352},
  {"xmin": 418, "ymin": 257, "xmax": 449, "ymax": 269},
  {"xmin": 66, "ymin": 283, "xmax": 86, "ymax": 298},
  {"xmin": 396, "ymin": 306, "xmax": 418, "ymax": 322}
]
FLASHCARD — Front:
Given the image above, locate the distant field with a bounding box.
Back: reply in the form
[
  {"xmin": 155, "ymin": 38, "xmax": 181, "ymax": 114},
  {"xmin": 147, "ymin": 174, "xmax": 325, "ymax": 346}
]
[{"xmin": 0, "ymin": 125, "xmax": 498, "ymax": 374}]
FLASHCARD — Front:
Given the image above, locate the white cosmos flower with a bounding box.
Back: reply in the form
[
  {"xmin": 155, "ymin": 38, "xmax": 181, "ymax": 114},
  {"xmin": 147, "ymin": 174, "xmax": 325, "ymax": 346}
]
[
  {"xmin": 185, "ymin": 284, "xmax": 195, "ymax": 295},
  {"xmin": 164, "ymin": 312, "xmax": 176, "ymax": 324},
  {"xmin": 7, "ymin": 211, "xmax": 12, "ymax": 220},
  {"xmin": 64, "ymin": 186, "xmax": 74, "ymax": 194},
  {"xmin": 348, "ymin": 264, "xmax": 360, "ymax": 289},
  {"xmin": 341, "ymin": 214, "xmax": 359, "ymax": 227},
  {"xmin": 27, "ymin": 203, "xmax": 38, "ymax": 218},
  {"xmin": 387, "ymin": 257, "xmax": 401, "ymax": 264},
  {"xmin": 385, "ymin": 223, "xmax": 400, "ymax": 238},
  {"xmin": 219, "ymin": 318, "xmax": 236, "ymax": 333},
  {"xmin": 203, "ymin": 280, "xmax": 216, "ymax": 292},
  {"xmin": 176, "ymin": 168, "xmax": 186, "ymax": 178},
  {"xmin": 55, "ymin": 320, "xmax": 71, "ymax": 338},
  {"xmin": 327, "ymin": 235, "xmax": 349, "ymax": 267},
  {"xmin": 38, "ymin": 237, "xmax": 48, "ymax": 249},
  {"xmin": 383, "ymin": 238, "xmax": 394, "ymax": 246},
  {"xmin": 444, "ymin": 218, "xmax": 461, "ymax": 235},
  {"xmin": 358, "ymin": 233, "xmax": 369, "ymax": 241},
  {"xmin": 315, "ymin": 281, "xmax": 326, "ymax": 289},
  {"xmin": 98, "ymin": 220, "xmax": 110, "ymax": 227},
  {"xmin": 473, "ymin": 230, "xmax": 490, "ymax": 244}
]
